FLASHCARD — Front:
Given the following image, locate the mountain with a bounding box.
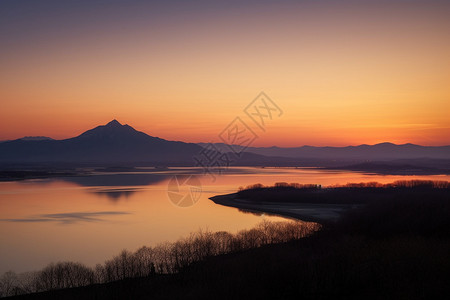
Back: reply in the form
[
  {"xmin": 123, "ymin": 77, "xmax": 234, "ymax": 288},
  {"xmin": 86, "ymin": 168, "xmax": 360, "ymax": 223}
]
[
  {"xmin": 198, "ymin": 142, "xmax": 450, "ymax": 161},
  {"xmin": 1, "ymin": 120, "xmax": 449, "ymax": 168},
  {"xmin": 0, "ymin": 137, "xmax": 53, "ymax": 143},
  {"xmin": 0, "ymin": 120, "xmax": 203, "ymax": 164},
  {"xmin": 18, "ymin": 136, "xmax": 54, "ymax": 141}
]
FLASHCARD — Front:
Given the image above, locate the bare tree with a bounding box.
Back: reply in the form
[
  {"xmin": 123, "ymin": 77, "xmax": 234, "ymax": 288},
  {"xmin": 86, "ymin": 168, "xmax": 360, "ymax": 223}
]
[{"xmin": 1, "ymin": 220, "xmax": 319, "ymax": 297}]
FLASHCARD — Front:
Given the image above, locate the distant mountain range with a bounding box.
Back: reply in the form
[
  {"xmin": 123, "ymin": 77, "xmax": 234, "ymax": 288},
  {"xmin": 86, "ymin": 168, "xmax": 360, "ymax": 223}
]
[
  {"xmin": 198, "ymin": 142, "xmax": 450, "ymax": 161},
  {"xmin": 0, "ymin": 136, "xmax": 53, "ymax": 143},
  {"xmin": 0, "ymin": 120, "xmax": 449, "ymax": 170}
]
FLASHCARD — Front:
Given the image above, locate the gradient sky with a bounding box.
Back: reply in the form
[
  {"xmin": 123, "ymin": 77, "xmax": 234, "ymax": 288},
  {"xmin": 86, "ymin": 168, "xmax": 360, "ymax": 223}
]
[{"xmin": 1, "ymin": 0, "xmax": 449, "ymax": 146}]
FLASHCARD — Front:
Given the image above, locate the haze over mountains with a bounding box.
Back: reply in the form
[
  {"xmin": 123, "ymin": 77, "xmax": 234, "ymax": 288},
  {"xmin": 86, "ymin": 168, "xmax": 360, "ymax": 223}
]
[
  {"xmin": 199, "ymin": 142, "xmax": 450, "ymax": 161},
  {"xmin": 0, "ymin": 120, "xmax": 449, "ymax": 169}
]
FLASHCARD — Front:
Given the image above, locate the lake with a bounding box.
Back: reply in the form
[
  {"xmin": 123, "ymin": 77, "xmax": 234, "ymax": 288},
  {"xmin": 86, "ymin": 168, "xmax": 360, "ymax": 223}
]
[{"xmin": 1, "ymin": 167, "xmax": 449, "ymax": 274}]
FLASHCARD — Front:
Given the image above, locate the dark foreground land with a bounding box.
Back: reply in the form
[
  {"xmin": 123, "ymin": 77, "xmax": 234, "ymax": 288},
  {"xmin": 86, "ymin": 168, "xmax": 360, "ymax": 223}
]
[
  {"xmin": 211, "ymin": 181, "xmax": 450, "ymax": 222},
  {"xmin": 5, "ymin": 182, "xmax": 450, "ymax": 300}
]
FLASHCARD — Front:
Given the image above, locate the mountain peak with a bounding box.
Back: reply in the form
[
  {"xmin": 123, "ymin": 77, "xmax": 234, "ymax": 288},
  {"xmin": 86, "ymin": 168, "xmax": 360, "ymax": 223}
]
[
  {"xmin": 74, "ymin": 119, "xmax": 139, "ymax": 140},
  {"xmin": 106, "ymin": 119, "xmax": 122, "ymax": 127}
]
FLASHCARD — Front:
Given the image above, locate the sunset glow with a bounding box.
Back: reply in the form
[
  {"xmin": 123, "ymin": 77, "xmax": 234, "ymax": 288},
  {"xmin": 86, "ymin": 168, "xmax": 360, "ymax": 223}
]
[
  {"xmin": 1, "ymin": 0, "xmax": 449, "ymax": 146},
  {"xmin": 1, "ymin": 2, "xmax": 450, "ymax": 298}
]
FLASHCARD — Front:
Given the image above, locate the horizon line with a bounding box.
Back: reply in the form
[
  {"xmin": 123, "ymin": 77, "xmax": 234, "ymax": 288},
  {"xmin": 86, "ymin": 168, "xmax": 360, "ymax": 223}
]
[{"xmin": 1, "ymin": 119, "xmax": 449, "ymax": 148}]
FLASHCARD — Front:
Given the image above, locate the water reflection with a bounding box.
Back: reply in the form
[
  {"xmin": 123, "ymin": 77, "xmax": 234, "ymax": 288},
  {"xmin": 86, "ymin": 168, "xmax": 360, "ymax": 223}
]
[
  {"xmin": 1, "ymin": 211, "xmax": 131, "ymax": 224},
  {"xmin": 60, "ymin": 174, "xmax": 172, "ymax": 201},
  {"xmin": 61, "ymin": 174, "xmax": 169, "ymax": 187},
  {"xmin": 1, "ymin": 167, "xmax": 449, "ymax": 274},
  {"xmin": 92, "ymin": 188, "xmax": 142, "ymax": 201}
]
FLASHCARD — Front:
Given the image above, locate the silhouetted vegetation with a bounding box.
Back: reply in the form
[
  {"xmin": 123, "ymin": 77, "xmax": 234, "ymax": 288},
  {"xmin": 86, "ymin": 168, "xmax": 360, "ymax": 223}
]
[
  {"xmin": 236, "ymin": 180, "xmax": 450, "ymax": 204},
  {"xmin": 239, "ymin": 180, "xmax": 450, "ymax": 191},
  {"xmin": 3, "ymin": 180, "xmax": 450, "ymax": 299},
  {"xmin": 0, "ymin": 220, "xmax": 318, "ymax": 297}
]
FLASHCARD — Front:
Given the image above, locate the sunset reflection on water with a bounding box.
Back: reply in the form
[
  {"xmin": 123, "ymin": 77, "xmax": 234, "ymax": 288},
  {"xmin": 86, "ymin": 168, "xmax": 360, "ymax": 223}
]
[{"xmin": 1, "ymin": 167, "xmax": 449, "ymax": 274}]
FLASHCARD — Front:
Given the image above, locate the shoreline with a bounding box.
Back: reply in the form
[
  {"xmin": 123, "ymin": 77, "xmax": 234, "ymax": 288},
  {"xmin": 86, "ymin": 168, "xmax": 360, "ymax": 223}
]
[{"xmin": 209, "ymin": 193, "xmax": 356, "ymax": 223}]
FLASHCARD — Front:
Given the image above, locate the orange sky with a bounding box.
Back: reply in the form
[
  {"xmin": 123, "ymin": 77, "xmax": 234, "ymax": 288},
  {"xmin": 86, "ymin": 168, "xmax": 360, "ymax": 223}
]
[{"xmin": 0, "ymin": 0, "xmax": 449, "ymax": 146}]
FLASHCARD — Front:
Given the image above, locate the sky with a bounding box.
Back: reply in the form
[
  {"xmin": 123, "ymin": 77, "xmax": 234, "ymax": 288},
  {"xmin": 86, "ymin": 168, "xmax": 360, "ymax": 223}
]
[{"xmin": 1, "ymin": 0, "xmax": 449, "ymax": 146}]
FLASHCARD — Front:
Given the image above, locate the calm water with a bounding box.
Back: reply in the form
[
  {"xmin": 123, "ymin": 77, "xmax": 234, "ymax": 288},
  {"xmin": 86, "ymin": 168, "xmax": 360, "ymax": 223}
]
[{"xmin": 1, "ymin": 167, "xmax": 449, "ymax": 274}]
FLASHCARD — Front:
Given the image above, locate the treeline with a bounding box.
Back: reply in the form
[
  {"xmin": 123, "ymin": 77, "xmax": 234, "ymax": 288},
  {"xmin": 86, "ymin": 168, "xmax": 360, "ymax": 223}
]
[
  {"xmin": 236, "ymin": 180, "xmax": 450, "ymax": 204},
  {"xmin": 0, "ymin": 220, "xmax": 319, "ymax": 298},
  {"xmin": 238, "ymin": 182, "xmax": 321, "ymax": 192},
  {"xmin": 331, "ymin": 180, "xmax": 450, "ymax": 189},
  {"xmin": 238, "ymin": 180, "xmax": 450, "ymax": 192}
]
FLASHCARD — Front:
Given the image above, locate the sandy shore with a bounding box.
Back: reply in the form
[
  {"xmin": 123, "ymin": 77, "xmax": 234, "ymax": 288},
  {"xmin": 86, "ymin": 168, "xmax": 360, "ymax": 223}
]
[{"xmin": 209, "ymin": 193, "xmax": 357, "ymax": 223}]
